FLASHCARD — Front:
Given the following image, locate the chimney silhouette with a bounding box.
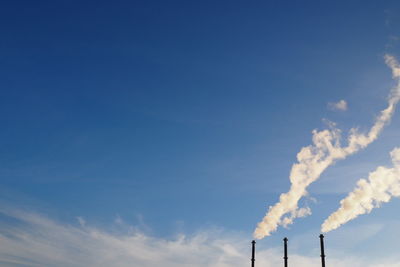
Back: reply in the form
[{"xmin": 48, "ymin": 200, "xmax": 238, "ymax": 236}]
[
  {"xmin": 251, "ymin": 240, "xmax": 256, "ymax": 267},
  {"xmin": 283, "ymin": 237, "xmax": 288, "ymax": 267},
  {"xmin": 319, "ymin": 234, "xmax": 326, "ymax": 267}
]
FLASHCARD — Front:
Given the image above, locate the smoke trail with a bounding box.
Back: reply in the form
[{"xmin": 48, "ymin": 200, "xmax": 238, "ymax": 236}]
[
  {"xmin": 321, "ymin": 148, "xmax": 400, "ymax": 232},
  {"xmin": 254, "ymin": 55, "xmax": 400, "ymax": 239}
]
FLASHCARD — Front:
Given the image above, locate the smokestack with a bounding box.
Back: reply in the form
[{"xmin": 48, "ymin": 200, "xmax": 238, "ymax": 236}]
[
  {"xmin": 283, "ymin": 237, "xmax": 288, "ymax": 267},
  {"xmin": 251, "ymin": 240, "xmax": 256, "ymax": 267},
  {"xmin": 319, "ymin": 234, "xmax": 326, "ymax": 267}
]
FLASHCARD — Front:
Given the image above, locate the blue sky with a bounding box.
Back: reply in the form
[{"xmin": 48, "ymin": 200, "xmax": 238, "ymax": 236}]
[{"xmin": 2, "ymin": 0, "xmax": 400, "ymax": 266}]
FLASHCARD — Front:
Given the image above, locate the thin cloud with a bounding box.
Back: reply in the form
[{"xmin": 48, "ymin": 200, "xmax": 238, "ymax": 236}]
[
  {"xmin": 0, "ymin": 207, "xmax": 396, "ymax": 267},
  {"xmin": 328, "ymin": 100, "xmax": 348, "ymax": 111}
]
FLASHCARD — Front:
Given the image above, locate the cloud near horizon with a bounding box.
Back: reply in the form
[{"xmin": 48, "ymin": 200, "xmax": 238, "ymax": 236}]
[{"xmin": 0, "ymin": 207, "xmax": 399, "ymax": 267}]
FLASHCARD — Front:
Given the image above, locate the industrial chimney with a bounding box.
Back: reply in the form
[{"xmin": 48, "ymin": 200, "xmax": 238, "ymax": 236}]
[
  {"xmin": 283, "ymin": 237, "xmax": 288, "ymax": 267},
  {"xmin": 251, "ymin": 240, "xmax": 256, "ymax": 267},
  {"xmin": 319, "ymin": 234, "xmax": 326, "ymax": 267}
]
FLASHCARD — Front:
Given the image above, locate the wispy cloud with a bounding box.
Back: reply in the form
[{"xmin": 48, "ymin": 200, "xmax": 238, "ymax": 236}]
[
  {"xmin": 328, "ymin": 100, "xmax": 348, "ymax": 111},
  {"xmin": 0, "ymin": 207, "xmax": 397, "ymax": 267}
]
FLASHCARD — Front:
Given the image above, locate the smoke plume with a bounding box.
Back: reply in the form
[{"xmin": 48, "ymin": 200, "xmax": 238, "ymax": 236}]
[
  {"xmin": 322, "ymin": 148, "xmax": 400, "ymax": 232},
  {"xmin": 254, "ymin": 55, "xmax": 400, "ymax": 239}
]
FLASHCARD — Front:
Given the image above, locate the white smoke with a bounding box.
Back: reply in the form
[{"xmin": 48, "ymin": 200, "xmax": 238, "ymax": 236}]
[
  {"xmin": 321, "ymin": 148, "xmax": 400, "ymax": 232},
  {"xmin": 281, "ymin": 207, "xmax": 312, "ymax": 228},
  {"xmin": 254, "ymin": 55, "xmax": 400, "ymax": 239}
]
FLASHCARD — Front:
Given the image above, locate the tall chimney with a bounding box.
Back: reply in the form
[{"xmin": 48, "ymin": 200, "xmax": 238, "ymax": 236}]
[
  {"xmin": 251, "ymin": 240, "xmax": 256, "ymax": 267},
  {"xmin": 319, "ymin": 234, "xmax": 326, "ymax": 267},
  {"xmin": 283, "ymin": 237, "xmax": 288, "ymax": 267}
]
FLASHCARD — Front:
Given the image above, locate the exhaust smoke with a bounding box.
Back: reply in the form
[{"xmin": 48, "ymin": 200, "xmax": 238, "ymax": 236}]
[{"xmin": 254, "ymin": 55, "xmax": 400, "ymax": 239}]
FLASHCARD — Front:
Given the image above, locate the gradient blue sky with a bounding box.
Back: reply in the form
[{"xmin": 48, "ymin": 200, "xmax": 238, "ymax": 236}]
[{"xmin": 2, "ymin": 1, "xmax": 400, "ymax": 266}]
